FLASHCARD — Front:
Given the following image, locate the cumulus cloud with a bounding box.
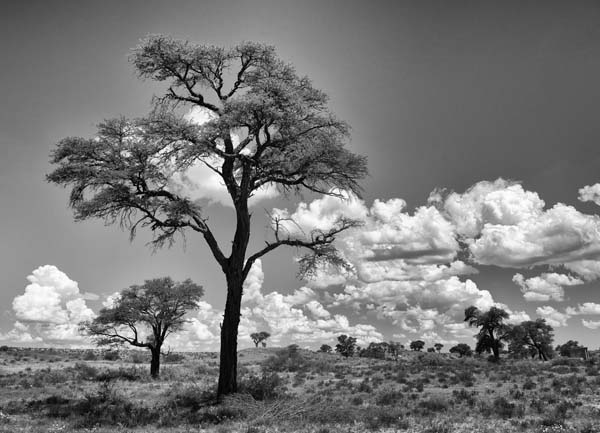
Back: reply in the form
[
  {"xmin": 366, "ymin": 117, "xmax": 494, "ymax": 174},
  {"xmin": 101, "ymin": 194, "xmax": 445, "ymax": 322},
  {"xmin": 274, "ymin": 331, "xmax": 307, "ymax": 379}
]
[
  {"xmin": 512, "ymin": 272, "xmax": 583, "ymax": 302},
  {"xmin": 7, "ymin": 266, "xmax": 95, "ymax": 344},
  {"xmin": 13, "ymin": 266, "xmax": 94, "ymax": 326},
  {"xmin": 582, "ymin": 319, "xmax": 600, "ymax": 330},
  {"xmin": 0, "ymin": 321, "xmax": 42, "ymax": 344},
  {"xmin": 166, "ymin": 259, "xmax": 383, "ymax": 351},
  {"xmin": 442, "ymin": 179, "xmax": 544, "ymax": 238},
  {"xmin": 436, "ymin": 179, "xmax": 600, "ymax": 281},
  {"xmin": 565, "ymin": 302, "xmax": 600, "ymax": 316},
  {"xmin": 578, "ymin": 184, "xmax": 600, "ymax": 206},
  {"xmin": 536, "ymin": 306, "xmax": 570, "ymax": 327}
]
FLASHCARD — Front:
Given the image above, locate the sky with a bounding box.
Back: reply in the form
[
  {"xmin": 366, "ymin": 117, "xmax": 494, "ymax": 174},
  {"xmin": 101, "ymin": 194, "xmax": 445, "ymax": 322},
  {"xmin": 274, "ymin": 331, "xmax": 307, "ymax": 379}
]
[{"xmin": 1, "ymin": 0, "xmax": 600, "ymax": 352}]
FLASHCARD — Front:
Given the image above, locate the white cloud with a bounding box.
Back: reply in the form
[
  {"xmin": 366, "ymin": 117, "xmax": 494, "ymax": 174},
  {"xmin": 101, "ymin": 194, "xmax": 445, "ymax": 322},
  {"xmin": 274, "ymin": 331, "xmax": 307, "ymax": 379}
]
[
  {"xmin": 0, "ymin": 321, "xmax": 43, "ymax": 344},
  {"xmin": 512, "ymin": 272, "xmax": 583, "ymax": 302},
  {"xmin": 12, "ymin": 265, "xmax": 94, "ymax": 327},
  {"xmin": 582, "ymin": 319, "xmax": 600, "ymax": 330},
  {"xmin": 7, "ymin": 266, "xmax": 95, "ymax": 344},
  {"xmin": 443, "ymin": 179, "xmax": 544, "ymax": 238},
  {"xmin": 565, "ymin": 302, "xmax": 600, "ymax": 316},
  {"xmin": 535, "ymin": 306, "xmax": 571, "ymax": 327},
  {"xmin": 578, "ymin": 183, "xmax": 600, "ymax": 206}
]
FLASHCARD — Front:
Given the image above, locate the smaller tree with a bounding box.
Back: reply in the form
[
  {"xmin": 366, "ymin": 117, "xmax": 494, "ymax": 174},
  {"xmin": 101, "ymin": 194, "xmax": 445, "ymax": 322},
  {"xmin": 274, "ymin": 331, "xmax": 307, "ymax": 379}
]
[
  {"xmin": 434, "ymin": 343, "xmax": 444, "ymax": 353},
  {"xmin": 410, "ymin": 340, "xmax": 425, "ymax": 351},
  {"xmin": 387, "ymin": 341, "xmax": 403, "ymax": 361},
  {"xmin": 319, "ymin": 344, "xmax": 332, "ymax": 353},
  {"xmin": 82, "ymin": 277, "xmax": 203, "ymax": 378},
  {"xmin": 556, "ymin": 340, "xmax": 582, "ymax": 357},
  {"xmin": 508, "ymin": 319, "xmax": 554, "ymax": 361},
  {"xmin": 449, "ymin": 343, "xmax": 473, "ymax": 357},
  {"xmin": 335, "ymin": 335, "xmax": 357, "ymax": 358},
  {"xmin": 359, "ymin": 342, "xmax": 388, "ymax": 359},
  {"xmin": 465, "ymin": 306, "xmax": 510, "ymax": 361},
  {"xmin": 250, "ymin": 331, "xmax": 271, "ymax": 348}
]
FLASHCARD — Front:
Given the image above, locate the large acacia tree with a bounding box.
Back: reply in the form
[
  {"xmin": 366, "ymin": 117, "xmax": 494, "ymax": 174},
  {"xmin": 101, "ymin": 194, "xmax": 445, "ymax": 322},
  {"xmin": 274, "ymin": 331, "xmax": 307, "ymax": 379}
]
[
  {"xmin": 83, "ymin": 277, "xmax": 203, "ymax": 378},
  {"xmin": 48, "ymin": 36, "xmax": 367, "ymax": 397}
]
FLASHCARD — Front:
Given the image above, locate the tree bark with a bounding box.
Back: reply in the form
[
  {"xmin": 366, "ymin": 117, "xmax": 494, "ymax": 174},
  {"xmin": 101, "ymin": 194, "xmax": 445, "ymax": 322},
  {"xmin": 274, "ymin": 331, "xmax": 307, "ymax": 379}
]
[
  {"xmin": 217, "ymin": 197, "xmax": 251, "ymax": 399},
  {"xmin": 150, "ymin": 347, "xmax": 161, "ymax": 378},
  {"xmin": 217, "ymin": 271, "xmax": 243, "ymax": 398}
]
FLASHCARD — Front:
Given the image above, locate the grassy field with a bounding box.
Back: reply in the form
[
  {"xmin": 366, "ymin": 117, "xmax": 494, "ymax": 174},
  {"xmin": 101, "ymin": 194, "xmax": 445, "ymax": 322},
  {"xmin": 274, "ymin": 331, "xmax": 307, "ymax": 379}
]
[{"xmin": 1, "ymin": 346, "xmax": 599, "ymax": 433}]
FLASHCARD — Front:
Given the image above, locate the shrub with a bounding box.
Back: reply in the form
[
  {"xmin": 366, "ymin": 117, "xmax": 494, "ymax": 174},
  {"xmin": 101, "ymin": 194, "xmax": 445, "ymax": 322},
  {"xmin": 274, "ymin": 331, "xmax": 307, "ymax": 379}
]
[
  {"xmin": 164, "ymin": 353, "xmax": 185, "ymax": 363},
  {"xmin": 82, "ymin": 350, "xmax": 97, "ymax": 361},
  {"xmin": 239, "ymin": 372, "xmax": 283, "ymax": 401},
  {"xmin": 419, "ymin": 396, "xmax": 449, "ymax": 413},
  {"xmin": 522, "ymin": 378, "xmax": 536, "ymax": 390},
  {"xmin": 96, "ymin": 366, "xmax": 143, "ymax": 381},
  {"xmin": 492, "ymin": 396, "xmax": 523, "ymax": 418},
  {"xmin": 374, "ymin": 386, "xmax": 402, "ymax": 405},
  {"xmin": 103, "ymin": 350, "xmax": 120, "ymax": 361},
  {"xmin": 73, "ymin": 362, "xmax": 99, "ymax": 380}
]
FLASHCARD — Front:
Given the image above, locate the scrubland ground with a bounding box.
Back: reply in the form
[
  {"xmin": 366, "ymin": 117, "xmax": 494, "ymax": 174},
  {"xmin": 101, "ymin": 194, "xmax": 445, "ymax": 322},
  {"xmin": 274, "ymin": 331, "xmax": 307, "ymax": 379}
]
[{"xmin": 1, "ymin": 346, "xmax": 599, "ymax": 433}]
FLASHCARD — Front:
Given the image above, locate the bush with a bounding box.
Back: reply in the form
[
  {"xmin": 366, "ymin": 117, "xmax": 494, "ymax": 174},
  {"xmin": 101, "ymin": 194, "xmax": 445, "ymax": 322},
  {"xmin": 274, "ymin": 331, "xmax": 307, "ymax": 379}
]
[
  {"xmin": 103, "ymin": 350, "xmax": 120, "ymax": 361},
  {"xmin": 96, "ymin": 366, "xmax": 144, "ymax": 382},
  {"xmin": 419, "ymin": 396, "xmax": 449, "ymax": 413},
  {"xmin": 374, "ymin": 386, "xmax": 402, "ymax": 405},
  {"xmin": 73, "ymin": 362, "xmax": 99, "ymax": 380},
  {"xmin": 164, "ymin": 353, "xmax": 185, "ymax": 363},
  {"xmin": 82, "ymin": 350, "xmax": 97, "ymax": 361},
  {"xmin": 239, "ymin": 372, "xmax": 284, "ymax": 401},
  {"xmin": 130, "ymin": 351, "xmax": 147, "ymax": 364},
  {"xmin": 492, "ymin": 396, "xmax": 523, "ymax": 418}
]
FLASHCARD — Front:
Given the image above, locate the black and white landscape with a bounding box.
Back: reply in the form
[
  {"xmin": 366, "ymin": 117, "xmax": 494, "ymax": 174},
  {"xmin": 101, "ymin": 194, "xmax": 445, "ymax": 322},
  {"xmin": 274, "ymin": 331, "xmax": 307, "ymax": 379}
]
[{"xmin": 0, "ymin": 1, "xmax": 599, "ymax": 432}]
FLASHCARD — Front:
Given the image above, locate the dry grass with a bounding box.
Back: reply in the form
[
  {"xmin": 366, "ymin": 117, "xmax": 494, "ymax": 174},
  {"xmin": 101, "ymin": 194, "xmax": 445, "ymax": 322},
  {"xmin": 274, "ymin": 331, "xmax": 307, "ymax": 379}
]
[{"xmin": 1, "ymin": 346, "xmax": 600, "ymax": 432}]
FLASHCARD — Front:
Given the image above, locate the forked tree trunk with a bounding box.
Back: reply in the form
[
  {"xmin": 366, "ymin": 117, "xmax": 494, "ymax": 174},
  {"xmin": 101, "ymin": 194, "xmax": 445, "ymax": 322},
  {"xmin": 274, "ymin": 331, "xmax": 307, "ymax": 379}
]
[{"xmin": 150, "ymin": 346, "xmax": 161, "ymax": 378}]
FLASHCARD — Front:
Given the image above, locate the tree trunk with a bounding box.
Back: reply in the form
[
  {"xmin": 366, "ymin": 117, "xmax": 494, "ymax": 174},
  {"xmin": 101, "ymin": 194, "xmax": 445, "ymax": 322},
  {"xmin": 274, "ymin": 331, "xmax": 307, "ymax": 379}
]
[
  {"xmin": 492, "ymin": 341, "xmax": 500, "ymax": 361},
  {"xmin": 254, "ymin": 341, "xmax": 259, "ymax": 348},
  {"xmin": 150, "ymin": 347, "xmax": 160, "ymax": 378},
  {"xmin": 217, "ymin": 195, "xmax": 250, "ymax": 399},
  {"xmin": 217, "ymin": 270, "xmax": 244, "ymax": 398}
]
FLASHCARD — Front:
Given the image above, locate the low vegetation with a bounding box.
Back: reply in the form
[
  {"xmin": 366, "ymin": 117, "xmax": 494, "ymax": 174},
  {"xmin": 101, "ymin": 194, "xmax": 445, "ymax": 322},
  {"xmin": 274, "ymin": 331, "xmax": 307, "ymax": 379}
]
[{"xmin": 1, "ymin": 345, "xmax": 599, "ymax": 433}]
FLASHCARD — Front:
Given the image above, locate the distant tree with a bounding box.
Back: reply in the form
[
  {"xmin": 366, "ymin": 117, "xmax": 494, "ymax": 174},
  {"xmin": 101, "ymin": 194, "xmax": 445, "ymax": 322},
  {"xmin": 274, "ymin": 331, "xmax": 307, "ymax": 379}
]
[
  {"xmin": 508, "ymin": 319, "xmax": 554, "ymax": 361},
  {"xmin": 359, "ymin": 342, "xmax": 388, "ymax": 359},
  {"xmin": 556, "ymin": 340, "xmax": 582, "ymax": 357},
  {"xmin": 250, "ymin": 331, "xmax": 271, "ymax": 348},
  {"xmin": 410, "ymin": 340, "xmax": 425, "ymax": 352},
  {"xmin": 335, "ymin": 335, "xmax": 357, "ymax": 358},
  {"xmin": 434, "ymin": 343, "xmax": 444, "ymax": 353},
  {"xmin": 464, "ymin": 306, "xmax": 510, "ymax": 361},
  {"xmin": 449, "ymin": 343, "xmax": 473, "ymax": 357},
  {"xmin": 427, "ymin": 347, "xmax": 436, "ymax": 353},
  {"xmin": 48, "ymin": 35, "xmax": 367, "ymax": 397},
  {"xmin": 82, "ymin": 277, "xmax": 203, "ymax": 378},
  {"xmin": 319, "ymin": 344, "xmax": 332, "ymax": 353},
  {"xmin": 387, "ymin": 341, "xmax": 403, "ymax": 361}
]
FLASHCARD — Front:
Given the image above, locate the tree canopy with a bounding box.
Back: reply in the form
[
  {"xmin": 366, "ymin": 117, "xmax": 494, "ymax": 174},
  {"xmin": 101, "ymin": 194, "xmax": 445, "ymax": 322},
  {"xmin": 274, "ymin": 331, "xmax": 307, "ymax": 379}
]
[
  {"xmin": 465, "ymin": 306, "xmax": 510, "ymax": 361},
  {"xmin": 335, "ymin": 335, "xmax": 357, "ymax": 358},
  {"xmin": 48, "ymin": 35, "xmax": 368, "ymax": 397},
  {"xmin": 250, "ymin": 331, "xmax": 271, "ymax": 348},
  {"xmin": 507, "ymin": 319, "xmax": 554, "ymax": 361},
  {"xmin": 82, "ymin": 277, "xmax": 203, "ymax": 377},
  {"xmin": 410, "ymin": 340, "xmax": 425, "ymax": 351}
]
